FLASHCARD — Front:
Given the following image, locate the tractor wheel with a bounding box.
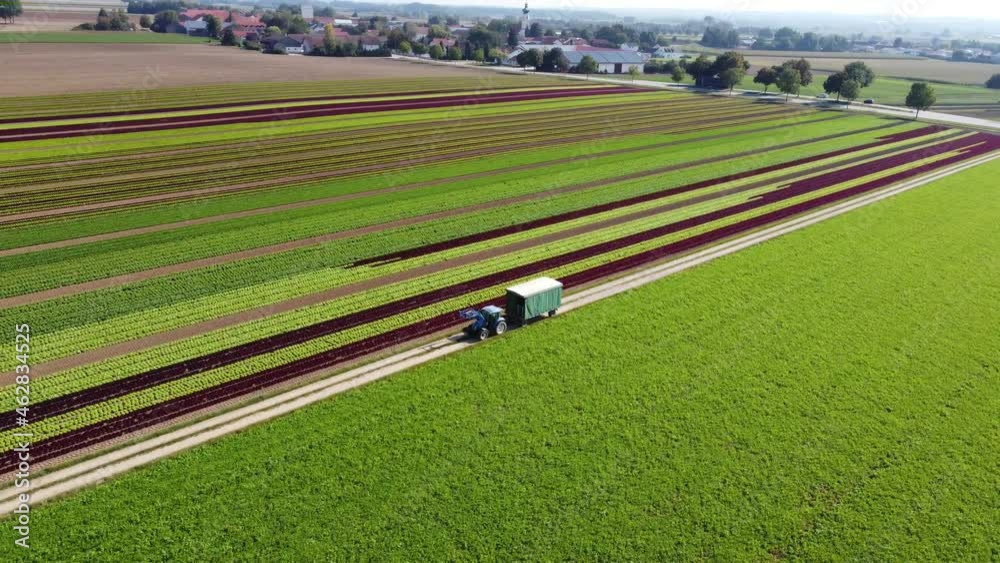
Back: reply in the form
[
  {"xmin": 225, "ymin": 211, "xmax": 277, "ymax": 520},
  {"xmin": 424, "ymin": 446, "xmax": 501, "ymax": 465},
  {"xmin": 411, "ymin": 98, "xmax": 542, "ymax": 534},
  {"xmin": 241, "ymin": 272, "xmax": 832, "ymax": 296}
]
[
  {"xmin": 478, "ymin": 327, "xmax": 490, "ymax": 341},
  {"xmin": 548, "ymin": 309, "xmax": 558, "ymax": 317},
  {"xmin": 495, "ymin": 320, "xmax": 507, "ymax": 335}
]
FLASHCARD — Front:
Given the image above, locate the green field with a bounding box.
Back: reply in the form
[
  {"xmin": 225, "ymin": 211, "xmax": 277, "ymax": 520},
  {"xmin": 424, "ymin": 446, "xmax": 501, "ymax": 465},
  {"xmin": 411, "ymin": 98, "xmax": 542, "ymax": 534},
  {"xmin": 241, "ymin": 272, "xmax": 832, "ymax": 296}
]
[
  {"xmin": 640, "ymin": 70, "xmax": 999, "ymax": 113},
  {"xmin": 0, "ymin": 31, "xmax": 209, "ymax": 44},
  {"xmin": 4, "ymin": 158, "xmax": 996, "ymax": 561}
]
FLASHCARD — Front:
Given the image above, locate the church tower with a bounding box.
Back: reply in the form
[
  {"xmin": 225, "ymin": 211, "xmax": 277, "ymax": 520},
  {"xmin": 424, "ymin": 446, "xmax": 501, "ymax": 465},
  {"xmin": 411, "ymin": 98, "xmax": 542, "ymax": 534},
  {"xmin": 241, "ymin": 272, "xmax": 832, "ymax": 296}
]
[{"xmin": 519, "ymin": 2, "xmax": 529, "ymax": 40}]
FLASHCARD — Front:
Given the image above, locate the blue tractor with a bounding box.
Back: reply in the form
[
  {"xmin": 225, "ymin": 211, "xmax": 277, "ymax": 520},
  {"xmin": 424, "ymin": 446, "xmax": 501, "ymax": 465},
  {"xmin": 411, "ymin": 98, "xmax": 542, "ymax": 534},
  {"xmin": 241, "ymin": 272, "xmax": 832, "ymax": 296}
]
[
  {"xmin": 459, "ymin": 305, "xmax": 507, "ymax": 341},
  {"xmin": 458, "ymin": 277, "xmax": 564, "ymax": 341}
]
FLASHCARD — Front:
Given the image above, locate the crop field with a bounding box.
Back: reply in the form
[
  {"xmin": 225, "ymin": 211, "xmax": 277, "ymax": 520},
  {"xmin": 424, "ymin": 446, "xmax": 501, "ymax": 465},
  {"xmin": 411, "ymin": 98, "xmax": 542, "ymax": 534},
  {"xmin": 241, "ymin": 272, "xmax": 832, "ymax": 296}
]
[
  {"xmin": 0, "ymin": 44, "xmax": 513, "ymax": 96},
  {"xmin": 0, "ymin": 31, "xmax": 209, "ymax": 44},
  {"xmin": 740, "ymin": 54, "xmax": 999, "ymax": 84},
  {"xmin": 0, "ymin": 76, "xmax": 997, "ymax": 478},
  {"xmin": 637, "ymin": 71, "xmax": 997, "ymax": 119},
  {"xmin": 2, "ymin": 156, "xmax": 996, "ymax": 561}
]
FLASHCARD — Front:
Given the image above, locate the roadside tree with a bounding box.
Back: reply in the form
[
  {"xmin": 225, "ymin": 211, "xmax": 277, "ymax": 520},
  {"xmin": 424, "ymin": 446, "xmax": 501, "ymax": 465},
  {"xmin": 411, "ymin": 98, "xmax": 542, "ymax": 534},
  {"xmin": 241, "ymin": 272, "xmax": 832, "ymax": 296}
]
[
  {"xmin": 776, "ymin": 66, "xmax": 801, "ymax": 101},
  {"xmin": 905, "ymin": 82, "xmax": 937, "ymax": 118},
  {"xmin": 753, "ymin": 66, "xmax": 777, "ymax": 94}
]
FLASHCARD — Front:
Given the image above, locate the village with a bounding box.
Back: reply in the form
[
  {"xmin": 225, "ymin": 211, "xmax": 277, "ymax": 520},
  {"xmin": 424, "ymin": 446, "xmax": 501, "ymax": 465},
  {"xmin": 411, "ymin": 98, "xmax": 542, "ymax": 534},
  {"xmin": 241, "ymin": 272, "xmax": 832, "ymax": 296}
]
[{"xmin": 137, "ymin": 2, "xmax": 648, "ymax": 72}]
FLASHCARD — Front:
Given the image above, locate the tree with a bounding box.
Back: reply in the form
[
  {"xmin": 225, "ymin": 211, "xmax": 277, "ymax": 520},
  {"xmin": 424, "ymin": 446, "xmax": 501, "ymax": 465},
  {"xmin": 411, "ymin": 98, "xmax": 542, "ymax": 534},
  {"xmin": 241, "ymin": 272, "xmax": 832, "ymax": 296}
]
[
  {"xmin": 265, "ymin": 25, "xmax": 282, "ymax": 37},
  {"xmin": 719, "ymin": 67, "xmax": 745, "ymax": 95},
  {"xmin": 628, "ymin": 65, "xmax": 641, "ymax": 82},
  {"xmin": 0, "ymin": 0, "xmax": 23, "ymax": 23},
  {"xmin": 412, "ymin": 42, "xmax": 427, "ymax": 55},
  {"xmin": 398, "ymin": 41, "xmax": 412, "ymax": 54},
  {"xmin": 711, "ymin": 51, "xmax": 750, "ymax": 75},
  {"xmin": 447, "ymin": 46, "xmax": 462, "ymax": 60},
  {"xmin": 823, "ymin": 72, "xmax": 845, "ymax": 101},
  {"xmin": 670, "ymin": 64, "xmax": 685, "ymax": 83},
  {"xmin": 839, "ymin": 79, "xmax": 861, "ymax": 104},
  {"xmin": 576, "ymin": 55, "xmax": 598, "ymax": 77},
  {"xmin": 220, "ymin": 28, "xmax": 238, "ymax": 46},
  {"xmin": 985, "ymin": 74, "xmax": 1000, "ymax": 89},
  {"xmin": 205, "ymin": 15, "xmax": 221, "ymax": 40},
  {"xmin": 151, "ymin": 10, "xmax": 178, "ymax": 32},
  {"xmin": 843, "ymin": 61, "xmax": 875, "ymax": 88},
  {"xmin": 776, "ymin": 66, "xmax": 801, "ymax": 101},
  {"xmin": 527, "ymin": 22, "xmax": 542, "ymax": 38},
  {"xmin": 322, "ymin": 23, "xmax": 337, "ymax": 55},
  {"xmin": 685, "ymin": 54, "xmax": 713, "ymax": 87},
  {"xmin": 521, "ymin": 48, "xmax": 543, "ymax": 70},
  {"xmin": 428, "ymin": 44, "xmax": 444, "ymax": 59},
  {"xmin": 789, "ymin": 58, "xmax": 812, "ymax": 89},
  {"xmin": 905, "ymin": 82, "xmax": 936, "ymax": 118},
  {"xmin": 487, "ymin": 47, "xmax": 502, "ymax": 64},
  {"xmin": 541, "ymin": 47, "xmax": 569, "ymax": 72},
  {"xmin": 753, "ymin": 67, "xmax": 778, "ymax": 94},
  {"xmin": 139, "ymin": 14, "xmax": 152, "ymax": 28},
  {"xmin": 472, "ymin": 48, "xmax": 484, "ymax": 63}
]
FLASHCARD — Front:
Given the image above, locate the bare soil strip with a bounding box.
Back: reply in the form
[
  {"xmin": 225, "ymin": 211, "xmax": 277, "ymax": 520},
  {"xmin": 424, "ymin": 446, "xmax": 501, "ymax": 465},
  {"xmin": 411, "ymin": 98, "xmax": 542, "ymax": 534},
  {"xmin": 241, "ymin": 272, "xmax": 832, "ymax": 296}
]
[
  {"xmin": 4, "ymin": 151, "xmax": 993, "ymax": 508},
  {"xmin": 0, "ymin": 115, "xmax": 869, "ymax": 308},
  {"xmin": 0, "ymin": 102, "xmax": 754, "ymax": 196},
  {"xmin": 0, "ymin": 84, "xmax": 591, "ymax": 125},
  {"xmin": 0, "ymin": 87, "xmax": 636, "ymax": 142},
  {"xmin": 0, "ymin": 113, "xmax": 848, "ymax": 258},
  {"xmin": 3, "ymin": 124, "xmax": 926, "ymax": 382},
  {"xmin": 0, "ymin": 98, "xmax": 689, "ymax": 172},
  {"xmin": 0, "ymin": 106, "xmax": 803, "ymax": 225}
]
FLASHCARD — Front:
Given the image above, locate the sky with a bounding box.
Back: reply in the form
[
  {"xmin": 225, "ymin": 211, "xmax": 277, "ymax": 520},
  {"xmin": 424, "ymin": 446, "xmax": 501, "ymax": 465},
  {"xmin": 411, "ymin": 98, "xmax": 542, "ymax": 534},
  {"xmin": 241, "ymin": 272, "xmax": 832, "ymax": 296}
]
[{"xmin": 423, "ymin": 0, "xmax": 1000, "ymax": 22}]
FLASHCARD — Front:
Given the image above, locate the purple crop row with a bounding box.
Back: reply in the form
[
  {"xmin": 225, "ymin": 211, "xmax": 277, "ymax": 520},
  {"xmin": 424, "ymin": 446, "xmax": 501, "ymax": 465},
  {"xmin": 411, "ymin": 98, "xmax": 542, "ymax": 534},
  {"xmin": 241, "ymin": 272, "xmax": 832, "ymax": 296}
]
[
  {"xmin": 0, "ymin": 87, "xmax": 639, "ymax": 143},
  {"xmin": 0, "ymin": 126, "xmax": 933, "ymax": 430},
  {"xmin": 4, "ymin": 129, "xmax": 994, "ymax": 472},
  {"xmin": 0, "ymin": 85, "xmax": 548, "ymax": 125},
  {"xmin": 351, "ymin": 125, "xmax": 951, "ymax": 267},
  {"xmin": 1, "ymin": 128, "xmax": 985, "ymax": 435}
]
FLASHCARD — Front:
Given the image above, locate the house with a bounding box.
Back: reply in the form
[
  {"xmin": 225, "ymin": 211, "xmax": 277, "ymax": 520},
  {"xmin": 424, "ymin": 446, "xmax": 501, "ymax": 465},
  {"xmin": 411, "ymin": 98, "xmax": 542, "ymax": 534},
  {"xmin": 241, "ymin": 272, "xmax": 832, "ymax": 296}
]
[
  {"xmin": 262, "ymin": 36, "xmax": 305, "ymax": 54},
  {"xmin": 179, "ymin": 9, "xmax": 229, "ymax": 22},
  {"xmin": 652, "ymin": 46, "xmax": 683, "ymax": 59},
  {"xmin": 182, "ymin": 18, "xmax": 209, "ymax": 35},
  {"xmin": 288, "ymin": 33, "xmax": 327, "ymax": 53},
  {"xmin": 359, "ymin": 35, "xmax": 384, "ymax": 52},
  {"xmin": 564, "ymin": 47, "xmax": 645, "ymax": 74},
  {"xmin": 229, "ymin": 14, "xmax": 264, "ymax": 32},
  {"xmin": 429, "ymin": 37, "xmax": 456, "ymax": 49},
  {"xmin": 411, "ymin": 25, "xmax": 429, "ymax": 41}
]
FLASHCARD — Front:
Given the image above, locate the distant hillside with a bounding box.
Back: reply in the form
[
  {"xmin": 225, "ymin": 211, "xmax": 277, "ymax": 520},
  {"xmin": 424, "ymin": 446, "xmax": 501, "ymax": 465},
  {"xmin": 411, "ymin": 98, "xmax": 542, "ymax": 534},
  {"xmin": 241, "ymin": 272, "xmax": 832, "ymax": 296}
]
[
  {"xmin": 314, "ymin": 1, "xmax": 618, "ymax": 21},
  {"xmin": 23, "ymin": 0, "xmax": 128, "ymax": 12}
]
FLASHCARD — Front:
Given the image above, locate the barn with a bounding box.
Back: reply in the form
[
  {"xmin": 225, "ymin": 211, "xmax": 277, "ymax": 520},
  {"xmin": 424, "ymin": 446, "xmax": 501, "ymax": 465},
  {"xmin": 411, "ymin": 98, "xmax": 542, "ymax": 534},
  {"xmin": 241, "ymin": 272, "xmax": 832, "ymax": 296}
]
[{"xmin": 564, "ymin": 48, "xmax": 646, "ymax": 74}]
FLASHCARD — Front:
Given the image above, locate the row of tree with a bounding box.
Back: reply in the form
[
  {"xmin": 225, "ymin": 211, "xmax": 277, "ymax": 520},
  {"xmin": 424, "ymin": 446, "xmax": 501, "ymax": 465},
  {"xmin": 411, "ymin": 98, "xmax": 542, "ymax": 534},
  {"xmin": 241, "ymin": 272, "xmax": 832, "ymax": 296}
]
[{"xmin": 74, "ymin": 8, "xmax": 134, "ymax": 31}]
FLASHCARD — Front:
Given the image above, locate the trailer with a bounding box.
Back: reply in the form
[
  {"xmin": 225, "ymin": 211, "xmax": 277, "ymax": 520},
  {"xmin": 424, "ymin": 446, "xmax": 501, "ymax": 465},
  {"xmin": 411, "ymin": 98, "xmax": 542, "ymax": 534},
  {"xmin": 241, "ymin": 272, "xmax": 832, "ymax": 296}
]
[
  {"xmin": 459, "ymin": 277, "xmax": 563, "ymax": 340},
  {"xmin": 505, "ymin": 277, "xmax": 563, "ymax": 324}
]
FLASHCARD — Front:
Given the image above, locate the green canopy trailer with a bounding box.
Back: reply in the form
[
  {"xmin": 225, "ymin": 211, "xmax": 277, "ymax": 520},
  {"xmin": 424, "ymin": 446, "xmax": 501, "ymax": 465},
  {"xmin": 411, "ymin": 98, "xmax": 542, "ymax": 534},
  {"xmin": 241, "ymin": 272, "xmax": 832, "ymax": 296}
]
[{"xmin": 505, "ymin": 277, "xmax": 563, "ymax": 325}]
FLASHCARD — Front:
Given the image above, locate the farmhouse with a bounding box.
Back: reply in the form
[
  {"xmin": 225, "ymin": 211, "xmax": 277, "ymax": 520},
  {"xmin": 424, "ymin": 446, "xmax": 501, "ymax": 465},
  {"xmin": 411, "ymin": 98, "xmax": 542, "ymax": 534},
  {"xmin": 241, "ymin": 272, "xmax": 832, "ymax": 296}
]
[
  {"xmin": 261, "ymin": 36, "xmax": 305, "ymax": 54},
  {"xmin": 565, "ymin": 47, "xmax": 646, "ymax": 74}
]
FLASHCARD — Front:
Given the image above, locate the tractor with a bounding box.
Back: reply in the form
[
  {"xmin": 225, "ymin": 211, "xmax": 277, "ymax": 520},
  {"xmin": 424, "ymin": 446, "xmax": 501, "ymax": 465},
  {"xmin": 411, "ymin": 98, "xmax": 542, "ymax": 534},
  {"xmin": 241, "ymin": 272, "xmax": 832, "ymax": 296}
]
[
  {"xmin": 459, "ymin": 305, "xmax": 507, "ymax": 341},
  {"xmin": 458, "ymin": 277, "xmax": 563, "ymax": 341}
]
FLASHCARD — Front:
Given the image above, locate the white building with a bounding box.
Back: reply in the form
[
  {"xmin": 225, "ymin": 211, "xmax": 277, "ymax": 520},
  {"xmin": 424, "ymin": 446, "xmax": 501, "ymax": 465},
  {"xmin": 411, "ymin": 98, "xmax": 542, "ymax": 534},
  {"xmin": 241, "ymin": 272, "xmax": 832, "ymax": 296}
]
[{"xmin": 519, "ymin": 2, "xmax": 529, "ymax": 40}]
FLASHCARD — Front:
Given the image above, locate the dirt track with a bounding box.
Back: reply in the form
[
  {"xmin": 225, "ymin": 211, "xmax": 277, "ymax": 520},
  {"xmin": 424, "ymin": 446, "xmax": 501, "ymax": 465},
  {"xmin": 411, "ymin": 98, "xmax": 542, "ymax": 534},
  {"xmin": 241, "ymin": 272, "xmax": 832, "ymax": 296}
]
[{"xmin": 3, "ymin": 151, "xmax": 993, "ymax": 508}]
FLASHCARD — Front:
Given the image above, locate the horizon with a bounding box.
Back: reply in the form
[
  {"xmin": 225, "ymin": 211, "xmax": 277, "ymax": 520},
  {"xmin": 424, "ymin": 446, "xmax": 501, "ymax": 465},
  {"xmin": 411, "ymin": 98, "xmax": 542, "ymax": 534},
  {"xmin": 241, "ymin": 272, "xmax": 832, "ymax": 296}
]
[{"xmin": 377, "ymin": 0, "xmax": 1000, "ymax": 24}]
